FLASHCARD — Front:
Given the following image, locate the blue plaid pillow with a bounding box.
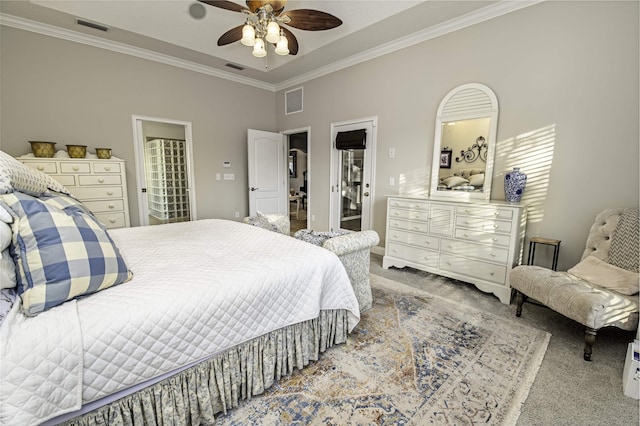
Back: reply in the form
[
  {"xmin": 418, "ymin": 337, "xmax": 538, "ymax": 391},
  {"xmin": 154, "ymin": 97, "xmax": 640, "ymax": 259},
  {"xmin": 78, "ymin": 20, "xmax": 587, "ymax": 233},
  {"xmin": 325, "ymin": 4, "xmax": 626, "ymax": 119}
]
[{"xmin": 0, "ymin": 191, "xmax": 132, "ymax": 316}]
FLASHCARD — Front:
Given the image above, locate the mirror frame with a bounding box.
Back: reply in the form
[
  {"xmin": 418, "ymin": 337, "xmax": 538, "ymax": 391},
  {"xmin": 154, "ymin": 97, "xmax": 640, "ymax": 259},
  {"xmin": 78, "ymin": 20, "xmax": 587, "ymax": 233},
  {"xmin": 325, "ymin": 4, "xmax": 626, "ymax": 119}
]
[{"xmin": 429, "ymin": 83, "xmax": 499, "ymax": 201}]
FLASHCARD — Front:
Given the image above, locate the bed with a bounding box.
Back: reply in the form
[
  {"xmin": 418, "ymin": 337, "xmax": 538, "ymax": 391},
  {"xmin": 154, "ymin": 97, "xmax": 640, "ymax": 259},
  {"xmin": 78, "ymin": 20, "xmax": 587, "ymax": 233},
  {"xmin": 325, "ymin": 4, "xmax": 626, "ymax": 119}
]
[{"xmin": 0, "ymin": 151, "xmax": 360, "ymax": 425}]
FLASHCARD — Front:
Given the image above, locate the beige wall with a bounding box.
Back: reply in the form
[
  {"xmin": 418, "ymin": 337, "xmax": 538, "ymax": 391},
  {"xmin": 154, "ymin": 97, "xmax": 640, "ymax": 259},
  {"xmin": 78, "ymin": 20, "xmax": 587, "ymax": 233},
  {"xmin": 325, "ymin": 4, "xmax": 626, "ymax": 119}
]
[
  {"xmin": 0, "ymin": 27, "xmax": 276, "ymax": 225},
  {"xmin": 276, "ymin": 1, "xmax": 639, "ymax": 270},
  {"xmin": 1, "ymin": 1, "xmax": 638, "ymax": 271}
]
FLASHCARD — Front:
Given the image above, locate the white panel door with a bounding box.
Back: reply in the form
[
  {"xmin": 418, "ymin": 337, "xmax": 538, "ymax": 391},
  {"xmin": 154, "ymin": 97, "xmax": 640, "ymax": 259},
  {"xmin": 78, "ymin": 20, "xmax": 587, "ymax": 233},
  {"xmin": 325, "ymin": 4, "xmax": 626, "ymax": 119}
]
[{"xmin": 248, "ymin": 129, "xmax": 287, "ymax": 215}]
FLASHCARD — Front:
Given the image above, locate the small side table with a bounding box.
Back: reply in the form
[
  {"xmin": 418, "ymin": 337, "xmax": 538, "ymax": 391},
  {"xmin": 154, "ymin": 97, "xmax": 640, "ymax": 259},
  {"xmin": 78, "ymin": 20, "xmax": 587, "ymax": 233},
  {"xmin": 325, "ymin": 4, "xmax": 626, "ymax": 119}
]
[{"xmin": 528, "ymin": 237, "xmax": 561, "ymax": 270}]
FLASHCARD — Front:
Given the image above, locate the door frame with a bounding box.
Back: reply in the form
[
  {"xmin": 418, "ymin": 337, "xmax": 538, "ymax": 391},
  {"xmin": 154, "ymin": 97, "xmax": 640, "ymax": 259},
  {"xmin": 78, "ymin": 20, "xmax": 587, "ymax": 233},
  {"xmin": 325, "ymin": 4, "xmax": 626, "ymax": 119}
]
[
  {"xmin": 282, "ymin": 126, "xmax": 311, "ymax": 230},
  {"xmin": 131, "ymin": 115, "xmax": 197, "ymax": 226},
  {"xmin": 329, "ymin": 116, "xmax": 377, "ymax": 232}
]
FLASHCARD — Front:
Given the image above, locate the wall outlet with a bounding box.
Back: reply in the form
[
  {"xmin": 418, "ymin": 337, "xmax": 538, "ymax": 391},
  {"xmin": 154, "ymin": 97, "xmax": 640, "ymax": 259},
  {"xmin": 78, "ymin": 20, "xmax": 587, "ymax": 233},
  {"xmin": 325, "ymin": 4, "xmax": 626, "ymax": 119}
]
[
  {"xmin": 389, "ymin": 148, "xmax": 395, "ymax": 158},
  {"xmin": 311, "ymin": 214, "xmax": 315, "ymax": 221},
  {"xmin": 389, "ymin": 176, "xmax": 395, "ymax": 186},
  {"xmin": 216, "ymin": 173, "xmax": 221, "ymax": 180},
  {"xmin": 223, "ymin": 173, "xmax": 235, "ymax": 180},
  {"xmin": 235, "ymin": 211, "xmax": 240, "ymax": 218}
]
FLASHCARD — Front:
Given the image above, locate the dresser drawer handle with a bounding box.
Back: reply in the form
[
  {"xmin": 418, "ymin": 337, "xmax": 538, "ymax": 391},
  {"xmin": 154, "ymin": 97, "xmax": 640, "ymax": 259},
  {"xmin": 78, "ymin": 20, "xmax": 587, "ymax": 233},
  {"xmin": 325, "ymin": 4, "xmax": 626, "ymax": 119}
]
[
  {"xmin": 414, "ymin": 226, "xmax": 420, "ymax": 230},
  {"xmin": 465, "ymin": 221, "xmax": 470, "ymax": 224},
  {"xmin": 492, "ymin": 238, "xmax": 498, "ymax": 242},
  {"xmin": 392, "ymin": 234, "xmax": 398, "ymax": 238},
  {"xmin": 107, "ymin": 191, "xmax": 114, "ymax": 196},
  {"xmin": 494, "ymin": 212, "xmax": 500, "ymax": 216},
  {"xmin": 392, "ymin": 249, "xmax": 398, "ymax": 253},
  {"xmin": 424, "ymin": 256, "xmax": 430, "ymax": 261},
  {"xmin": 447, "ymin": 261, "xmax": 452, "ymax": 266},
  {"xmin": 490, "ymin": 253, "xmax": 496, "ymax": 257},
  {"xmin": 37, "ymin": 165, "xmax": 45, "ymax": 171},
  {"xmin": 489, "ymin": 272, "xmax": 495, "ymax": 276},
  {"xmin": 72, "ymin": 166, "xmax": 79, "ymax": 171},
  {"xmin": 424, "ymin": 241, "xmax": 430, "ymax": 245},
  {"xmin": 109, "ymin": 218, "xmax": 116, "ymax": 224},
  {"xmin": 104, "ymin": 166, "xmax": 111, "ymax": 171},
  {"xmin": 448, "ymin": 245, "xmax": 453, "ymax": 249},
  {"xmin": 108, "ymin": 204, "xmax": 115, "ymax": 209},
  {"xmin": 465, "ymin": 209, "xmax": 471, "ymax": 213},
  {"xmin": 98, "ymin": 178, "xmax": 105, "ymax": 183},
  {"xmin": 463, "ymin": 233, "xmax": 469, "ymax": 237},
  {"xmin": 414, "ymin": 214, "xmax": 420, "ymax": 218},
  {"xmin": 493, "ymin": 224, "xmax": 498, "ymax": 228}
]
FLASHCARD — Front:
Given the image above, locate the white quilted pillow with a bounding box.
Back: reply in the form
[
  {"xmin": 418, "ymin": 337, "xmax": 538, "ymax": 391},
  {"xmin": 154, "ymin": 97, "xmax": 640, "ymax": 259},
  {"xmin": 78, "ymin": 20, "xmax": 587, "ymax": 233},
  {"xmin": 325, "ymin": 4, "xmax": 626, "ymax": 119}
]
[
  {"xmin": 0, "ymin": 222, "xmax": 11, "ymax": 252},
  {"xmin": 1, "ymin": 250, "xmax": 16, "ymax": 289}
]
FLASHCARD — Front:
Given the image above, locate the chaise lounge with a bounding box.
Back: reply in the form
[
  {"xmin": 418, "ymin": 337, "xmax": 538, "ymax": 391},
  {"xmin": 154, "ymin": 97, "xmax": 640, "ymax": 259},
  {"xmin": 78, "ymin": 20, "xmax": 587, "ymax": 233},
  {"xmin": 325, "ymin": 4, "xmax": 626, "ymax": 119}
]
[{"xmin": 510, "ymin": 208, "xmax": 639, "ymax": 360}]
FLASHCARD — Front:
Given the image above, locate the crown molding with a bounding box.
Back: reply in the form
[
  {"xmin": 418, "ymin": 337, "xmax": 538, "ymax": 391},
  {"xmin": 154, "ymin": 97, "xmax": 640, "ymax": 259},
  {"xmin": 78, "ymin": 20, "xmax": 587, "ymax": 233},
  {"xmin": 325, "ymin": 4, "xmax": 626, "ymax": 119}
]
[
  {"xmin": 0, "ymin": 13, "xmax": 276, "ymax": 92},
  {"xmin": 274, "ymin": 0, "xmax": 544, "ymax": 91},
  {"xmin": 1, "ymin": 1, "xmax": 543, "ymax": 94}
]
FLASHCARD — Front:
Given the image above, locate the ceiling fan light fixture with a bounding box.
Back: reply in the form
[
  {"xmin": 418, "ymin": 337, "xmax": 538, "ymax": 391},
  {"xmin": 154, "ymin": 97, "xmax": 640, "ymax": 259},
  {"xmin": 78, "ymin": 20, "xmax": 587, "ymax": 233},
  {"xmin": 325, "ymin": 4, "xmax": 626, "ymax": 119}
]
[
  {"xmin": 265, "ymin": 20, "xmax": 280, "ymax": 43},
  {"xmin": 241, "ymin": 23, "xmax": 256, "ymax": 46},
  {"xmin": 275, "ymin": 31, "xmax": 289, "ymax": 55},
  {"xmin": 252, "ymin": 38, "xmax": 267, "ymax": 57}
]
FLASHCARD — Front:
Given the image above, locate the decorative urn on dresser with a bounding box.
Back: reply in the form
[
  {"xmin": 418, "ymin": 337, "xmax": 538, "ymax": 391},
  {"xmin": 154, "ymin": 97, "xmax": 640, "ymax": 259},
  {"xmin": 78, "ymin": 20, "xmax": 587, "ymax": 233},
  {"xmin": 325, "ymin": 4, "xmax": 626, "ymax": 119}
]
[{"xmin": 504, "ymin": 167, "xmax": 527, "ymax": 203}]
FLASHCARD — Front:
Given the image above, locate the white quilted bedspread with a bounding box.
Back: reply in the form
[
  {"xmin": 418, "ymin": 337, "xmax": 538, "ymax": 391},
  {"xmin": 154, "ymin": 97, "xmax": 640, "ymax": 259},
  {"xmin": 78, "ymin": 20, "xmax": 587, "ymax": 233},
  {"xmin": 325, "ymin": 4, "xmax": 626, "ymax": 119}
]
[{"xmin": 0, "ymin": 219, "xmax": 359, "ymax": 425}]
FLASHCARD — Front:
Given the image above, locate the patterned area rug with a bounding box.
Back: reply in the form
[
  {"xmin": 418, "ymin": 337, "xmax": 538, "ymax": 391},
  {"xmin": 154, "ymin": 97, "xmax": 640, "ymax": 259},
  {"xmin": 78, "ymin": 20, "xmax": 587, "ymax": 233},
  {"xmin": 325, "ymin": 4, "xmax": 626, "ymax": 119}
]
[{"xmin": 215, "ymin": 274, "xmax": 550, "ymax": 425}]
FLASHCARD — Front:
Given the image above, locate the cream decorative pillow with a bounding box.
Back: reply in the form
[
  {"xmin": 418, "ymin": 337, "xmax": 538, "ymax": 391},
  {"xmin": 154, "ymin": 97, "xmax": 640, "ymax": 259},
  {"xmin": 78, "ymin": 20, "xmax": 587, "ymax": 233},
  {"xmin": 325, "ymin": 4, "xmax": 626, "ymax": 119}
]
[
  {"xmin": 568, "ymin": 255, "xmax": 639, "ymax": 295},
  {"xmin": 468, "ymin": 173, "xmax": 485, "ymax": 187},
  {"xmin": 442, "ymin": 176, "xmax": 469, "ymax": 189}
]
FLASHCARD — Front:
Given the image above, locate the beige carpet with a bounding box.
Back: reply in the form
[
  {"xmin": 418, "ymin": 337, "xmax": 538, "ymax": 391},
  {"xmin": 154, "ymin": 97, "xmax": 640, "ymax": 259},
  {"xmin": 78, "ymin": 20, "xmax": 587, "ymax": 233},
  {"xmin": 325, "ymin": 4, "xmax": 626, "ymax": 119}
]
[{"xmin": 215, "ymin": 274, "xmax": 550, "ymax": 425}]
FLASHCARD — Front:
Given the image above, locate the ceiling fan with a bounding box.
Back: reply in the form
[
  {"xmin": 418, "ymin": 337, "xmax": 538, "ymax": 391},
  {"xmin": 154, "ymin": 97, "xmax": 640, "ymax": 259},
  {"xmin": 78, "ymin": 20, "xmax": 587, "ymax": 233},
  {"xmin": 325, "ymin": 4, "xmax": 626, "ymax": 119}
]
[{"xmin": 197, "ymin": 1, "xmax": 343, "ymax": 57}]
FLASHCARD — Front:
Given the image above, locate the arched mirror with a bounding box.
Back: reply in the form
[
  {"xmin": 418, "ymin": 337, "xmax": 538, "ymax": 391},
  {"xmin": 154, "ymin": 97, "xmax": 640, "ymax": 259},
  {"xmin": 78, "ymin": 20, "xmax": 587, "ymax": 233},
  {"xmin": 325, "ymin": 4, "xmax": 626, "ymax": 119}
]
[{"xmin": 429, "ymin": 83, "xmax": 499, "ymax": 201}]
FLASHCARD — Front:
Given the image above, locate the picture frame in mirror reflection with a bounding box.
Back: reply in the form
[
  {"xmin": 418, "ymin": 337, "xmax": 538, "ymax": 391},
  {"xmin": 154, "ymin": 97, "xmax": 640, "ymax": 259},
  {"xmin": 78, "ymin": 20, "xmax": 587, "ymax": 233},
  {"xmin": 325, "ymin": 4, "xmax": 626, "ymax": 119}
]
[{"xmin": 440, "ymin": 149, "xmax": 452, "ymax": 168}]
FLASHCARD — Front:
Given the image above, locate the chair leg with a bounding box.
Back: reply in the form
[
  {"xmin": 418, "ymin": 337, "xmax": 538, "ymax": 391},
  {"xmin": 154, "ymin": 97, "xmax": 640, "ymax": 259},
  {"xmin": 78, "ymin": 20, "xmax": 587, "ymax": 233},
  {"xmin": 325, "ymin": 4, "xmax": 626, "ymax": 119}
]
[
  {"xmin": 584, "ymin": 327, "xmax": 597, "ymax": 361},
  {"xmin": 515, "ymin": 291, "xmax": 527, "ymax": 317}
]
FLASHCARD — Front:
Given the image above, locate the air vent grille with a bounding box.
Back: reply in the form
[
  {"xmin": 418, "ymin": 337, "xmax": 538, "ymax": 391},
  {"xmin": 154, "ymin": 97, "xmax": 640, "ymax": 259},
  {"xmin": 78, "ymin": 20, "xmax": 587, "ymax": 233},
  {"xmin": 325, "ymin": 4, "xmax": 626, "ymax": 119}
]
[
  {"xmin": 225, "ymin": 63, "xmax": 245, "ymax": 71},
  {"xmin": 76, "ymin": 18, "xmax": 109, "ymax": 32},
  {"xmin": 285, "ymin": 87, "xmax": 303, "ymax": 115}
]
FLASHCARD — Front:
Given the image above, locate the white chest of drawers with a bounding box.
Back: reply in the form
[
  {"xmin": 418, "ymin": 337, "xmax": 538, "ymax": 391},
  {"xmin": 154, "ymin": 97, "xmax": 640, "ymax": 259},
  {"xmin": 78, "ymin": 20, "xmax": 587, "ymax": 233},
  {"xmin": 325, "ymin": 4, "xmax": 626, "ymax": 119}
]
[
  {"xmin": 383, "ymin": 196, "xmax": 527, "ymax": 304},
  {"xmin": 19, "ymin": 156, "xmax": 131, "ymax": 229}
]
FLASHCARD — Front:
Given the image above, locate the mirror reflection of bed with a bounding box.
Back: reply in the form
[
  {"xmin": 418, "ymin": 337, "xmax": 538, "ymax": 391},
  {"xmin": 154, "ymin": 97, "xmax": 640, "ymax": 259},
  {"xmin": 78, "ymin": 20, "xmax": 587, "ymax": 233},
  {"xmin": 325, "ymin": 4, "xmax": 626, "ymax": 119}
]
[
  {"xmin": 288, "ymin": 133, "xmax": 308, "ymax": 234},
  {"xmin": 437, "ymin": 117, "xmax": 490, "ymax": 193}
]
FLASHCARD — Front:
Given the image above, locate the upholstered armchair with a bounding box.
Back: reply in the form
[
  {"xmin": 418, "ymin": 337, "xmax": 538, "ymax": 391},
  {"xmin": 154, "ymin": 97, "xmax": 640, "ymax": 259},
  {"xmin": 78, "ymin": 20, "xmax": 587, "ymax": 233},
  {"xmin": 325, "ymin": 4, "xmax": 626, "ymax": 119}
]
[
  {"xmin": 243, "ymin": 212, "xmax": 290, "ymax": 235},
  {"xmin": 295, "ymin": 229, "xmax": 380, "ymax": 313},
  {"xmin": 510, "ymin": 208, "xmax": 639, "ymax": 360}
]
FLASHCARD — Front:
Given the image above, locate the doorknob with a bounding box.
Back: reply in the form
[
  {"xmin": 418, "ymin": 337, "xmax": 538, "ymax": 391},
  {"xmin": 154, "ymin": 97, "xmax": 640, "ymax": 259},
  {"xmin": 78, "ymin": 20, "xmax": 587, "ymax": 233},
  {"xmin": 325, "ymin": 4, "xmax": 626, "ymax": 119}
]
[
  {"xmin": 250, "ymin": 187, "xmax": 259, "ymax": 191},
  {"xmin": 364, "ymin": 192, "xmax": 370, "ymax": 196}
]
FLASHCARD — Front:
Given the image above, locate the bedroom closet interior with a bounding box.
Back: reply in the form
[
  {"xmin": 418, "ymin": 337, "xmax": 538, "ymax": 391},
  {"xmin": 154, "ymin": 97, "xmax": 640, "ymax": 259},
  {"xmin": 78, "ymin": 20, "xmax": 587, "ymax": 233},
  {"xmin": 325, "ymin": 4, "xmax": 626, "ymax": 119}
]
[
  {"xmin": 134, "ymin": 118, "xmax": 195, "ymax": 227},
  {"xmin": 288, "ymin": 131, "xmax": 308, "ymax": 234}
]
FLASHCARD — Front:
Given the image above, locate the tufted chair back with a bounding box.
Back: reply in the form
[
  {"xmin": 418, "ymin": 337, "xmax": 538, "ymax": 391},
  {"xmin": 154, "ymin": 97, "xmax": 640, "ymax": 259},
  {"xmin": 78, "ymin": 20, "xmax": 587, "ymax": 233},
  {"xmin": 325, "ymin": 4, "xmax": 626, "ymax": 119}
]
[{"xmin": 581, "ymin": 208, "xmax": 639, "ymax": 272}]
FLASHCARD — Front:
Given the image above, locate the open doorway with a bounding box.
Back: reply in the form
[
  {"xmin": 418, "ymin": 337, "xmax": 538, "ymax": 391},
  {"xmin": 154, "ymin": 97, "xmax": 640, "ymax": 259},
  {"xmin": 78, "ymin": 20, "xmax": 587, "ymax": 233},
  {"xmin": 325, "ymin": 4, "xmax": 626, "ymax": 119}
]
[
  {"xmin": 132, "ymin": 115, "xmax": 197, "ymax": 226},
  {"xmin": 286, "ymin": 130, "xmax": 309, "ymax": 234}
]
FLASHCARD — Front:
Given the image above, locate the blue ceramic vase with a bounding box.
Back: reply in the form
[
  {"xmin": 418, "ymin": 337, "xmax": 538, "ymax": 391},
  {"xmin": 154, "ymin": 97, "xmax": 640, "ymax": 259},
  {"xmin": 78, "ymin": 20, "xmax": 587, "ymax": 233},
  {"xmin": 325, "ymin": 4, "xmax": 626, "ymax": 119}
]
[{"xmin": 505, "ymin": 167, "xmax": 527, "ymax": 202}]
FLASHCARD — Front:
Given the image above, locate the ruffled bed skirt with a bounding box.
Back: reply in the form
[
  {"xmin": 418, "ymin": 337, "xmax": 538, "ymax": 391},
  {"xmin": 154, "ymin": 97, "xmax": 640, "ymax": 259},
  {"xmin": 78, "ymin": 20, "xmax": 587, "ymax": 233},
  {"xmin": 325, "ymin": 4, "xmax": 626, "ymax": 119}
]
[{"xmin": 62, "ymin": 309, "xmax": 350, "ymax": 426}]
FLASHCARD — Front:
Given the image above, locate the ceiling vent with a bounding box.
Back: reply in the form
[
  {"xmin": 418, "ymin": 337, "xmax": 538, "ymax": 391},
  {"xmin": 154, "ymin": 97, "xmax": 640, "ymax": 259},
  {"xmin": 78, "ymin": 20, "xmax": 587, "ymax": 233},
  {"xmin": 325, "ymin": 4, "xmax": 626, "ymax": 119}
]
[
  {"xmin": 225, "ymin": 63, "xmax": 245, "ymax": 71},
  {"xmin": 285, "ymin": 87, "xmax": 303, "ymax": 115},
  {"xmin": 76, "ymin": 18, "xmax": 109, "ymax": 32}
]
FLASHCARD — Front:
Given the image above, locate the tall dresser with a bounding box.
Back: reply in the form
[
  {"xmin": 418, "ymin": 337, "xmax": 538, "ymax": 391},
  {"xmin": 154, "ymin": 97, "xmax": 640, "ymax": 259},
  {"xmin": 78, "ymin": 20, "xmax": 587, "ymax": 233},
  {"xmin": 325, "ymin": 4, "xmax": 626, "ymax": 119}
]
[
  {"xmin": 18, "ymin": 156, "xmax": 130, "ymax": 229},
  {"xmin": 383, "ymin": 196, "xmax": 526, "ymax": 304}
]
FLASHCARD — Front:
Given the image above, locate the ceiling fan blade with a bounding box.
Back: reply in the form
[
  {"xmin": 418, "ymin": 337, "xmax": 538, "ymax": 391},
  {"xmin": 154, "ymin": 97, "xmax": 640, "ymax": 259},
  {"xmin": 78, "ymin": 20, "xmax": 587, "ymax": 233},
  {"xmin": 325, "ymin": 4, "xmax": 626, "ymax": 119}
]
[
  {"xmin": 198, "ymin": 1, "xmax": 249, "ymax": 13},
  {"xmin": 280, "ymin": 26, "xmax": 298, "ymax": 55},
  {"xmin": 217, "ymin": 25, "xmax": 243, "ymax": 46},
  {"xmin": 283, "ymin": 9, "xmax": 342, "ymax": 31}
]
